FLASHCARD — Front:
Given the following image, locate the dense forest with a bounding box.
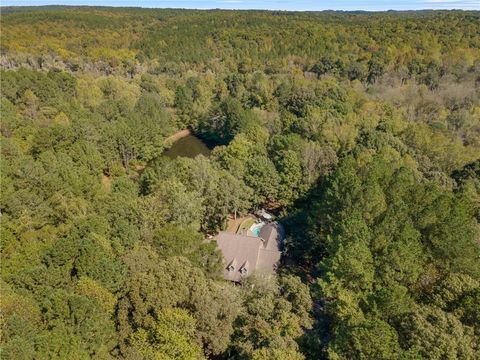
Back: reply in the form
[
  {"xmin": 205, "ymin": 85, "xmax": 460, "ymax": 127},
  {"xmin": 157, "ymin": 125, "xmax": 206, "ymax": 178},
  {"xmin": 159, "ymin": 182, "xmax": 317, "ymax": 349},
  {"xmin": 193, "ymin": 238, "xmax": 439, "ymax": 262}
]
[{"xmin": 1, "ymin": 6, "xmax": 479, "ymax": 360}]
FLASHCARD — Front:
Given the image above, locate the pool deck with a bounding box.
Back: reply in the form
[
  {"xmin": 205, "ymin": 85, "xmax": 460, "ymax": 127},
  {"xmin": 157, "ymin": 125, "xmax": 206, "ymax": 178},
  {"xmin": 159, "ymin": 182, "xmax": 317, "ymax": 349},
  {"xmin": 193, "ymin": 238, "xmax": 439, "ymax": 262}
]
[
  {"xmin": 235, "ymin": 216, "xmax": 256, "ymax": 234},
  {"xmin": 250, "ymin": 222, "xmax": 266, "ymax": 237},
  {"xmin": 225, "ymin": 215, "xmax": 284, "ymax": 244}
]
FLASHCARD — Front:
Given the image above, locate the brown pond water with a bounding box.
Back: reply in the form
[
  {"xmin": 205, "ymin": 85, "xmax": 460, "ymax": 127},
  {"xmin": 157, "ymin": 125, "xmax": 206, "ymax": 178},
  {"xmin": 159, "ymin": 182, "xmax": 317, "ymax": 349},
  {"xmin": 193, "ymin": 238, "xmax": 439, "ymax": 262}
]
[{"xmin": 163, "ymin": 134, "xmax": 211, "ymax": 159}]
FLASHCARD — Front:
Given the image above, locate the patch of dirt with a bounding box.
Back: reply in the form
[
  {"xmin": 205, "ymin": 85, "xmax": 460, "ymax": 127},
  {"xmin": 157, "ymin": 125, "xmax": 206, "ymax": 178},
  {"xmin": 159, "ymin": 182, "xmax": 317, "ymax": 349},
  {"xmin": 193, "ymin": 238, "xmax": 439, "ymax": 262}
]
[
  {"xmin": 165, "ymin": 129, "xmax": 191, "ymax": 143},
  {"xmin": 102, "ymin": 174, "xmax": 112, "ymax": 192}
]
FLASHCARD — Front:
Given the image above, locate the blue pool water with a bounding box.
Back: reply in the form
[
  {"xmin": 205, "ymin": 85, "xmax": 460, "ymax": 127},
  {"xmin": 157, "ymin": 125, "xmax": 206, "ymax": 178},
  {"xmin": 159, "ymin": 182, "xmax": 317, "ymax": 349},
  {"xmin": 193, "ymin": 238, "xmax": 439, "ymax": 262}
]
[{"xmin": 250, "ymin": 223, "xmax": 265, "ymax": 237}]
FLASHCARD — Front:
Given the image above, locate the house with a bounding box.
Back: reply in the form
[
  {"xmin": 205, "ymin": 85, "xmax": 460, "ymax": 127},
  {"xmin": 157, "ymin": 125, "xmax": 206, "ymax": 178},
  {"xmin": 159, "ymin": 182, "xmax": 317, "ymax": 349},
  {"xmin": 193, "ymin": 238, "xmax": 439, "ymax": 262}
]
[{"xmin": 216, "ymin": 223, "xmax": 283, "ymax": 282}]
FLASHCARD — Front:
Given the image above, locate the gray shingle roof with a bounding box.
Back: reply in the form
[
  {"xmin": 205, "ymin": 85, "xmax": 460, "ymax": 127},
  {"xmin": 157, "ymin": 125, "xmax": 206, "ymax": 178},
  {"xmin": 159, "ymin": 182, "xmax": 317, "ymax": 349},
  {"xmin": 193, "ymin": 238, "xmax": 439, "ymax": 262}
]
[
  {"xmin": 215, "ymin": 223, "xmax": 283, "ymax": 282},
  {"xmin": 259, "ymin": 223, "xmax": 284, "ymax": 251},
  {"xmin": 216, "ymin": 232, "xmax": 262, "ymax": 281}
]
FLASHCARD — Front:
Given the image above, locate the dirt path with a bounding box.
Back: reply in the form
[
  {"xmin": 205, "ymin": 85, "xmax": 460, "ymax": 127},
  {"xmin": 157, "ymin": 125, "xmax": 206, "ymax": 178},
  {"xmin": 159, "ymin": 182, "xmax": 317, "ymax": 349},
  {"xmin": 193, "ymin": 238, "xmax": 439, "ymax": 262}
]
[{"xmin": 165, "ymin": 129, "xmax": 191, "ymax": 143}]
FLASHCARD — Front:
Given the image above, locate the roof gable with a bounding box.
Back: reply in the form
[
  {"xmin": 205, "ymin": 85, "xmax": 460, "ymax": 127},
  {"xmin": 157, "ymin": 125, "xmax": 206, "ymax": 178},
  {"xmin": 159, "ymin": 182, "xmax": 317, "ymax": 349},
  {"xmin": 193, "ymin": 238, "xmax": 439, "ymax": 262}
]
[
  {"xmin": 216, "ymin": 232, "xmax": 263, "ymax": 282},
  {"xmin": 216, "ymin": 230, "xmax": 282, "ymax": 282}
]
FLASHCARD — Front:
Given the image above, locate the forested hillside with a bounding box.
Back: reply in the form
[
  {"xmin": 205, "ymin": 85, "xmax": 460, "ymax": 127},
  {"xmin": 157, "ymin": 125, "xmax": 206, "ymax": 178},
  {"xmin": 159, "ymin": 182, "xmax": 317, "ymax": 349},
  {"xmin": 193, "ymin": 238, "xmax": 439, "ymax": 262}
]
[{"xmin": 1, "ymin": 7, "xmax": 479, "ymax": 359}]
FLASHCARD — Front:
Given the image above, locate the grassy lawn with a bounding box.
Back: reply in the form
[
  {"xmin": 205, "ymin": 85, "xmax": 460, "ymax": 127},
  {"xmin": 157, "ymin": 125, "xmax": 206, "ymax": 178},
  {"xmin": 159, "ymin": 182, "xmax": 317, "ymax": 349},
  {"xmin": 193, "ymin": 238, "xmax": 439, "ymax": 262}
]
[
  {"xmin": 237, "ymin": 217, "xmax": 256, "ymax": 234},
  {"xmin": 226, "ymin": 216, "xmax": 245, "ymax": 233}
]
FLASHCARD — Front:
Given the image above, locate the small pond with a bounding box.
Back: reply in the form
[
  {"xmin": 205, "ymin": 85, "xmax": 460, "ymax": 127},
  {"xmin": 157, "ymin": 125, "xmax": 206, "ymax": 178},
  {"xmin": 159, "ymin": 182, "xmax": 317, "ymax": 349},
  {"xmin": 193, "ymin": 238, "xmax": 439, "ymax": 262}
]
[{"xmin": 163, "ymin": 134, "xmax": 211, "ymax": 159}]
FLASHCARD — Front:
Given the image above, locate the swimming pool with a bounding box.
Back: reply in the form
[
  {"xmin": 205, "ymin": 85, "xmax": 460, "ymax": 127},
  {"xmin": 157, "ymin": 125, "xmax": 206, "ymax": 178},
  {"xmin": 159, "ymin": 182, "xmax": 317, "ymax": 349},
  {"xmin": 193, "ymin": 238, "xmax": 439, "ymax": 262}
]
[{"xmin": 250, "ymin": 222, "xmax": 265, "ymax": 237}]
